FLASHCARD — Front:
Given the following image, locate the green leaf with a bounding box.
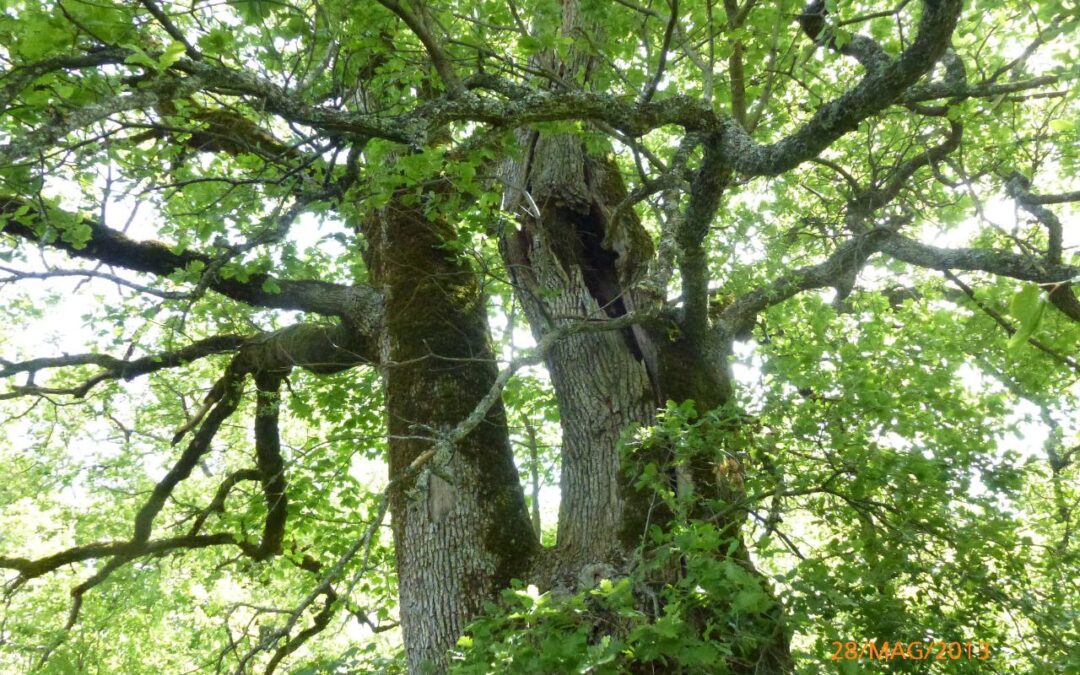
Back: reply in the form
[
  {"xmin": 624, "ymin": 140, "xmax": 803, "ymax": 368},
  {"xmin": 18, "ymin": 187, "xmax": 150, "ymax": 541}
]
[
  {"xmin": 235, "ymin": 0, "xmax": 274, "ymax": 23},
  {"xmin": 838, "ymin": 661, "xmax": 862, "ymax": 675},
  {"xmin": 124, "ymin": 47, "xmax": 159, "ymax": 71},
  {"xmin": 198, "ymin": 27, "xmax": 235, "ymax": 54},
  {"xmin": 158, "ymin": 41, "xmax": 187, "ymax": 69},
  {"xmin": 732, "ymin": 587, "xmax": 771, "ymax": 614},
  {"xmin": 1049, "ymin": 118, "xmax": 1075, "ymax": 133},
  {"xmin": 1007, "ymin": 285, "xmax": 1047, "ymax": 352},
  {"xmin": 14, "ymin": 16, "xmax": 70, "ymax": 59},
  {"xmin": 517, "ymin": 35, "xmax": 544, "ymax": 55}
]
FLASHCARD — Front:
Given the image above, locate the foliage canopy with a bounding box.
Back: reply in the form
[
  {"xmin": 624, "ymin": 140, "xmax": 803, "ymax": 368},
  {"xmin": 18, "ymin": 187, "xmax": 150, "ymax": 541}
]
[{"xmin": 0, "ymin": 0, "xmax": 1078, "ymax": 672}]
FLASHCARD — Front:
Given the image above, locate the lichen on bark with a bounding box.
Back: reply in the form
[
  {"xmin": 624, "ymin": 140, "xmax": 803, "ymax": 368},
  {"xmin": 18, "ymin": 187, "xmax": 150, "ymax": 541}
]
[{"xmin": 364, "ymin": 189, "xmax": 536, "ymax": 672}]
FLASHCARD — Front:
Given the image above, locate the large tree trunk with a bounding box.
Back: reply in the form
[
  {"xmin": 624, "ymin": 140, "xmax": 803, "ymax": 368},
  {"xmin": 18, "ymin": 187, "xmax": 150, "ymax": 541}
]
[
  {"xmin": 502, "ymin": 126, "xmax": 792, "ymax": 671},
  {"xmin": 362, "ymin": 0, "xmax": 786, "ymax": 662},
  {"xmin": 486, "ymin": 5, "xmax": 795, "ymax": 670},
  {"xmin": 496, "ymin": 0, "xmax": 738, "ymax": 577},
  {"xmin": 366, "ymin": 194, "xmax": 537, "ymax": 673},
  {"xmin": 501, "ymin": 132, "xmax": 660, "ymax": 568}
]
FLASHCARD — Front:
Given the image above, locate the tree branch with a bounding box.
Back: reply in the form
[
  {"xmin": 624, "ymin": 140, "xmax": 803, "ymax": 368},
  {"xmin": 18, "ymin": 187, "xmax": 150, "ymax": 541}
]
[
  {"xmin": 715, "ymin": 227, "xmax": 895, "ymax": 336},
  {"xmin": 0, "ymin": 319, "xmax": 376, "ymax": 404},
  {"xmin": 0, "ymin": 48, "xmax": 129, "ymax": 111},
  {"xmin": 903, "ymin": 75, "xmax": 1060, "ymax": 105},
  {"xmin": 945, "ymin": 271, "xmax": 1080, "ymax": 374},
  {"xmin": 879, "ymin": 235, "xmax": 1080, "ymax": 321},
  {"xmin": 1, "ymin": 532, "xmax": 251, "ymax": 583},
  {"xmin": 716, "ymin": 0, "xmax": 963, "ymax": 176},
  {"xmin": 264, "ymin": 587, "xmax": 337, "ymax": 675},
  {"xmin": 253, "ymin": 373, "xmax": 288, "ymax": 560},
  {"xmin": 1021, "ymin": 189, "xmax": 1080, "ymax": 206},
  {"xmin": 639, "ymin": 0, "xmax": 678, "ymax": 105},
  {"xmin": 713, "ymin": 118, "xmax": 964, "ymax": 337},
  {"xmin": 1006, "ymin": 173, "xmax": 1070, "ymax": 264},
  {"xmin": 133, "ymin": 366, "xmax": 246, "ymax": 543},
  {"xmin": 0, "ymin": 75, "xmax": 206, "ymax": 166},
  {"xmin": 187, "ymin": 469, "xmax": 263, "ymax": 536},
  {"xmin": 797, "ymin": 0, "xmax": 891, "ymax": 75},
  {"xmin": 0, "ymin": 265, "xmax": 192, "ymax": 299},
  {"xmin": 135, "ymin": 108, "xmax": 309, "ymax": 165},
  {"xmin": 138, "ymin": 0, "xmax": 200, "ymax": 60},
  {"xmin": 676, "ymin": 137, "xmax": 730, "ymax": 342},
  {"xmin": 374, "ymin": 0, "xmax": 464, "ymax": 97},
  {"xmin": 0, "ymin": 334, "xmax": 245, "ymax": 382},
  {"xmin": 1, "ymin": 196, "xmax": 383, "ymax": 322}
]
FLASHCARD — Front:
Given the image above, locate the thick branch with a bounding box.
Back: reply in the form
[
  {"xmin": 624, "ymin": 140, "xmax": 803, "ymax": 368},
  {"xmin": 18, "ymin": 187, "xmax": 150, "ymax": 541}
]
[
  {"xmin": 880, "ymin": 235, "xmax": 1079, "ymax": 286},
  {"xmin": 1, "ymin": 318, "xmax": 375, "ymax": 403},
  {"xmin": 717, "ymin": 0, "xmax": 962, "ymax": 176},
  {"xmin": 1022, "ymin": 189, "xmax": 1080, "ymax": 206},
  {"xmin": 375, "ymin": 0, "xmax": 463, "ymax": 96},
  {"xmin": 138, "ymin": 0, "xmax": 199, "ymax": 59},
  {"xmin": 253, "ymin": 373, "xmax": 287, "ymax": 560},
  {"xmin": 0, "ymin": 76, "xmax": 206, "ymax": 166},
  {"xmin": 232, "ymin": 322, "xmax": 376, "ymax": 375},
  {"xmin": 132, "ymin": 367, "xmax": 245, "ymax": 542},
  {"xmin": 879, "ymin": 235, "xmax": 1080, "ymax": 321},
  {"xmin": 1006, "ymin": 173, "xmax": 1071, "ymax": 265},
  {"xmin": 1, "ymin": 196, "xmax": 383, "ymax": 323},
  {"xmin": 0, "ymin": 533, "xmax": 248, "ymax": 582},
  {"xmin": 797, "ymin": 0, "xmax": 891, "ymax": 75},
  {"xmin": 716, "ymin": 227, "xmax": 895, "ymax": 335},
  {"xmin": 134, "ymin": 109, "xmax": 308, "ymax": 164},
  {"xmin": 676, "ymin": 137, "xmax": 730, "ymax": 341},
  {"xmin": 168, "ymin": 322, "xmax": 371, "ymax": 445},
  {"xmin": 903, "ymin": 75, "xmax": 1060, "ymax": 105},
  {"xmin": 0, "ymin": 334, "xmax": 245, "ymax": 381},
  {"xmin": 0, "ymin": 48, "xmax": 129, "ymax": 110}
]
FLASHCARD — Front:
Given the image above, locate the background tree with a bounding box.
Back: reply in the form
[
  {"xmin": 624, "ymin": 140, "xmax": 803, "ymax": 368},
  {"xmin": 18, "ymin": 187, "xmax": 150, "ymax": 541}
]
[{"xmin": 0, "ymin": 0, "xmax": 1077, "ymax": 673}]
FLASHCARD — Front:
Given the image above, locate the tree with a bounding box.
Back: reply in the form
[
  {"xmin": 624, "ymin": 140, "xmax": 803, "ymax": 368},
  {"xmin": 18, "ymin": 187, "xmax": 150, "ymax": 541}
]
[{"xmin": 1, "ymin": 0, "xmax": 1078, "ymax": 672}]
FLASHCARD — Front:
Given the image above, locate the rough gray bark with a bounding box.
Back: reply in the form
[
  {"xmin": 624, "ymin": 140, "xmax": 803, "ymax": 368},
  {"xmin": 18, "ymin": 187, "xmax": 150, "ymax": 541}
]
[
  {"xmin": 502, "ymin": 130, "xmax": 658, "ymax": 566},
  {"xmin": 365, "ymin": 194, "xmax": 536, "ymax": 673},
  {"xmin": 495, "ymin": 0, "xmax": 667, "ymax": 570},
  {"xmin": 497, "ymin": 0, "xmax": 742, "ymax": 575},
  {"xmin": 500, "ymin": 127, "xmax": 793, "ymax": 672}
]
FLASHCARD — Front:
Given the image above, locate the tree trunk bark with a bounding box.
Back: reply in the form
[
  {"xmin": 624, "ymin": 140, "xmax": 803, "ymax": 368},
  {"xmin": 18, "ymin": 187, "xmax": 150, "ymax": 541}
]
[
  {"xmin": 497, "ymin": 0, "xmax": 737, "ymax": 576},
  {"xmin": 501, "ymin": 132, "xmax": 660, "ymax": 569},
  {"xmin": 502, "ymin": 129, "xmax": 792, "ymax": 671},
  {"xmin": 366, "ymin": 194, "xmax": 537, "ymax": 673}
]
